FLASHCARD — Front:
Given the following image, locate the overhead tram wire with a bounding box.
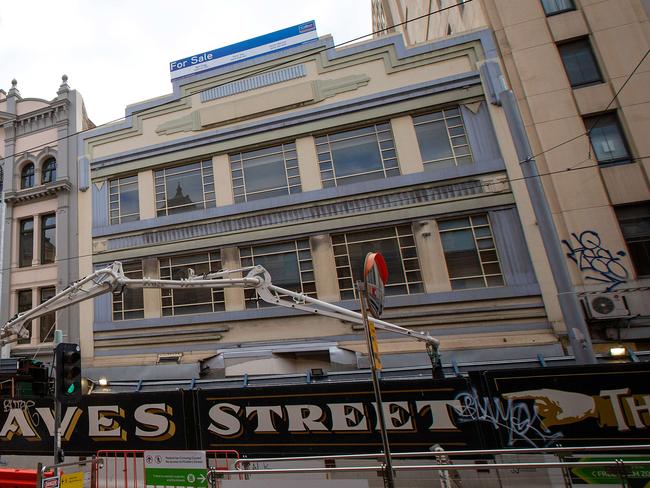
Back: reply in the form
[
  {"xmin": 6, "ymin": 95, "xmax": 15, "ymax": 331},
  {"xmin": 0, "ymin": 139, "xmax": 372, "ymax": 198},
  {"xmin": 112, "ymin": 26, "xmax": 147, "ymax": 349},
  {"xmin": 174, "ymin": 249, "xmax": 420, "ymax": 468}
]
[{"xmin": 0, "ymin": 0, "xmax": 474, "ymax": 166}]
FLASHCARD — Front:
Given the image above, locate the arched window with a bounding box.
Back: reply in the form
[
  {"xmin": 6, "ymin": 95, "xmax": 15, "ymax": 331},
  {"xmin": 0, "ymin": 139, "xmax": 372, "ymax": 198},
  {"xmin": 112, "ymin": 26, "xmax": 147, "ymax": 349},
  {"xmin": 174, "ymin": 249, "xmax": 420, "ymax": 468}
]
[
  {"xmin": 21, "ymin": 163, "xmax": 35, "ymax": 189},
  {"xmin": 42, "ymin": 157, "xmax": 57, "ymax": 184}
]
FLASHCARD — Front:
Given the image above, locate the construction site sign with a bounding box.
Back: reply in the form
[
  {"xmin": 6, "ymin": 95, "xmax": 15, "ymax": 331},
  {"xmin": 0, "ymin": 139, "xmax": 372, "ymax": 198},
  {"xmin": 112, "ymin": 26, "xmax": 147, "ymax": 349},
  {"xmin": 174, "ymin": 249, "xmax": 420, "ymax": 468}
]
[{"xmin": 144, "ymin": 451, "xmax": 208, "ymax": 487}]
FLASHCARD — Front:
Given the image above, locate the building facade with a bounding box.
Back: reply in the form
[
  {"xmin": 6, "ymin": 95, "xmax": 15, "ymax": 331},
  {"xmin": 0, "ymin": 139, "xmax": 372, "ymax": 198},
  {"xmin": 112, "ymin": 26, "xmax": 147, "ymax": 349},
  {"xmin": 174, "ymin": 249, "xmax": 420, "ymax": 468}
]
[
  {"xmin": 0, "ymin": 77, "xmax": 93, "ymax": 359},
  {"xmin": 77, "ymin": 26, "xmax": 579, "ymax": 382},
  {"xmin": 374, "ymin": 0, "xmax": 650, "ymax": 349}
]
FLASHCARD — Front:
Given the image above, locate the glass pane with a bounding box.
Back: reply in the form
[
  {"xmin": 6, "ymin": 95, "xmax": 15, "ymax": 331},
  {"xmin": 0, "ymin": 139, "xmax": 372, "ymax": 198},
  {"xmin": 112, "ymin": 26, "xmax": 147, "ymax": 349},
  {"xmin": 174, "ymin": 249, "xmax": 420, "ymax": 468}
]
[
  {"xmin": 330, "ymin": 134, "xmax": 383, "ymax": 177},
  {"xmin": 586, "ymin": 114, "xmax": 631, "ymax": 164},
  {"xmin": 415, "ymin": 121, "xmax": 453, "ymax": 162},
  {"xmin": 255, "ymin": 252, "xmax": 301, "ymax": 291},
  {"xmin": 243, "ymin": 151, "xmax": 289, "ymax": 193},
  {"xmin": 559, "ymin": 39, "xmax": 601, "ymax": 87},
  {"xmin": 451, "ymin": 277, "xmax": 486, "ymax": 290},
  {"xmin": 164, "ymin": 168, "xmax": 204, "ymax": 213},
  {"xmin": 441, "ymin": 230, "xmax": 483, "ymax": 278}
]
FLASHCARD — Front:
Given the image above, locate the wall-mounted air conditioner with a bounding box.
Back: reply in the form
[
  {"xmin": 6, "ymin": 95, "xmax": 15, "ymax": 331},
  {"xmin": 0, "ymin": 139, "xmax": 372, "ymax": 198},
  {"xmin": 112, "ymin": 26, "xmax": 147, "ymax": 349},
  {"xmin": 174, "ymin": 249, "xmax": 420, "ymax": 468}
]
[{"xmin": 583, "ymin": 293, "xmax": 630, "ymax": 320}]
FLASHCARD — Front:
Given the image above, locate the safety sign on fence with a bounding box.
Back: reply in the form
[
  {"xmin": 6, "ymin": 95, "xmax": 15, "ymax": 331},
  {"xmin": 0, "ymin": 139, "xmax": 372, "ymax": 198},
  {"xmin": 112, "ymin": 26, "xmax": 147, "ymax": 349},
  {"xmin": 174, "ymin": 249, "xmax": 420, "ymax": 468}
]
[{"xmin": 144, "ymin": 450, "xmax": 208, "ymax": 487}]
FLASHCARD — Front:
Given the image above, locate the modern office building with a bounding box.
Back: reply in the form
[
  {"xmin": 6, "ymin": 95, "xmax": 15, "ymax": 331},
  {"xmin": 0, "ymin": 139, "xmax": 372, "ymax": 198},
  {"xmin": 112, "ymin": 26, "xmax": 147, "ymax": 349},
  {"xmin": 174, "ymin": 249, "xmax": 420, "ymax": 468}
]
[
  {"xmin": 76, "ymin": 22, "xmax": 585, "ymax": 382},
  {"xmin": 374, "ymin": 0, "xmax": 650, "ymax": 349},
  {"xmin": 0, "ymin": 77, "xmax": 93, "ymax": 358}
]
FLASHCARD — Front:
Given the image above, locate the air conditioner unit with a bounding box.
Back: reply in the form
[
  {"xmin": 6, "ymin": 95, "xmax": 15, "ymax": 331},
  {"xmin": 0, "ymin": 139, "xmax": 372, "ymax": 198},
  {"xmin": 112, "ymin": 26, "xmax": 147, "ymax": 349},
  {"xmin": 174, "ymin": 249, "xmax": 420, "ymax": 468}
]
[{"xmin": 583, "ymin": 293, "xmax": 630, "ymax": 320}]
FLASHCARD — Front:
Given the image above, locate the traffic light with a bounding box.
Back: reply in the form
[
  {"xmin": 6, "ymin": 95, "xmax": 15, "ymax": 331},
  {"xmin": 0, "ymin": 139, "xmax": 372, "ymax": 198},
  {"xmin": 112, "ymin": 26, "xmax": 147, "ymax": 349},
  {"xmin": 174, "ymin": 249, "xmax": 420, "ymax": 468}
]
[{"xmin": 55, "ymin": 343, "xmax": 81, "ymax": 401}]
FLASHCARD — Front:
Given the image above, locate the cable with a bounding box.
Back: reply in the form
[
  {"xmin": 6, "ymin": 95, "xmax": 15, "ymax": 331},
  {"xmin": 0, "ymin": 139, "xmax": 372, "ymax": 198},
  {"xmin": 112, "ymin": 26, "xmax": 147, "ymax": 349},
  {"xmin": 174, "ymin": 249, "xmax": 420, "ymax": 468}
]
[{"xmin": 0, "ymin": 0, "xmax": 474, "ymax": 165}]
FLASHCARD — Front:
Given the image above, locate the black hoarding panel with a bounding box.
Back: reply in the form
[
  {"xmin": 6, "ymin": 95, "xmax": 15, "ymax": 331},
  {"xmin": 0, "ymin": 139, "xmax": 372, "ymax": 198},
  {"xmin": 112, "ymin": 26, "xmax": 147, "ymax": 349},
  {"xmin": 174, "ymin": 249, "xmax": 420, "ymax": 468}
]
[
  {"xmin": 468, "ymin": 363, "xmax": 650, "ymax": 449},
  {"xmin": 0, "ymin": 391, "xmax": 188, "ymax": 456},
  {"xmin": 196, "ymin": 377, "xmax": 484, "ymax": 456}
]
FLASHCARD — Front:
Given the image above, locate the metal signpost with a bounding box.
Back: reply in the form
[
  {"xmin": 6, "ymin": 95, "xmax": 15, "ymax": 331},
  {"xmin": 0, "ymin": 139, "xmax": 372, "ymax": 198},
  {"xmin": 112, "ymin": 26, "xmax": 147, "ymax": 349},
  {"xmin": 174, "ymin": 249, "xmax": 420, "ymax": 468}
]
[{"xmin": 357, "ymin": 252, "xmax": 394, "ymax": 488}]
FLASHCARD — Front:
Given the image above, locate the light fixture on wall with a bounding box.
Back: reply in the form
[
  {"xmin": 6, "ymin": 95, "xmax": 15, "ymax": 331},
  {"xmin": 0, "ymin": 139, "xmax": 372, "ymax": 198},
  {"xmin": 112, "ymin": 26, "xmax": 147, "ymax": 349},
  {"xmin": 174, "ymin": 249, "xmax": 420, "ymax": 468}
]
[
  {"xmin": 98, "ymin": 377, "xmax": 108, "ymax": 386},
  {"xmin": 609, "ymin": 346, "xmax": 626, "ymax": 357}
]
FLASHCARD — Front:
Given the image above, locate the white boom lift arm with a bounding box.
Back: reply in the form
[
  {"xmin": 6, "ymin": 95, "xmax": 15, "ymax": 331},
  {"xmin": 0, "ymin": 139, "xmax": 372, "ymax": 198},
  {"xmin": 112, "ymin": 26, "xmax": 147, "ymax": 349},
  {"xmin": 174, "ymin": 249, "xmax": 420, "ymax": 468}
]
[{"xmin": 0, "ymin": 261, "xmax": 439, "ymax": 350}]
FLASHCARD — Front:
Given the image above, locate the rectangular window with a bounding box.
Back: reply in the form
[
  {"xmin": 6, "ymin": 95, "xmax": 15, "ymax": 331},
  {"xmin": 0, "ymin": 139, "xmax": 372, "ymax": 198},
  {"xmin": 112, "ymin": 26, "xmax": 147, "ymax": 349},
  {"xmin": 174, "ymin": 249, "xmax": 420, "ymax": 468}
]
[
  {"xmin": 413, "ymin": 106, "xmax": 473, "ymax": 171},
  {"xmin": 439, "ymin": 214, "xmax": 504, "ymax": 289},
  {"xmin": 315, "ymin": 123, "xmax": 400, "ymax": 188},
  {"xmin": 558, "ymin": 38, "xmax": 602, "ymax": 88},
  {"xmin": 155, "ymin": 161, "xmax": 215, "ymax": 217},
  {"xmin": 112, "ymin": 261, "xmax": 145, "ymax": 320},
  {"xmin": 615, "ymin": 203, "xmax": 650, "ymax": 277},
  {"xmin": 109, "ymin": 175, "xmax": 140, "ymax": 224},
  {"xmin": 39, "ymin": 287, "xmax": 55, "ymax": 343},
  {"xmin": 332, "ymin": 225, "xmax": 423, "ymax": 300},
  {"xmin": 230, "ymin": 143, "xmax": 301, "ymax": 203},
  {"xmin": 19, "ymin": 218, "xmax": 33, "ymax": 268},
  {"xmin": 17, "ymin": 290, "xmax": 32, "ymax": 345},
  {"xmin": 584, "ymin": 113, "xmax": 632, "ymax": 165},
  {"xmin": 40, "ymin": 214, "xmax": 55, "ymax": 264},
  {"xmin": 240, "ymin": 240, "xmax": 315, "ymax": 308},
  {"xmin": 541, "ymin": 0, "xmax": 575, "ymax": 15},
  {"xmin": 160, "ymin": 251, "xmax": 224, "ymax": 316}
]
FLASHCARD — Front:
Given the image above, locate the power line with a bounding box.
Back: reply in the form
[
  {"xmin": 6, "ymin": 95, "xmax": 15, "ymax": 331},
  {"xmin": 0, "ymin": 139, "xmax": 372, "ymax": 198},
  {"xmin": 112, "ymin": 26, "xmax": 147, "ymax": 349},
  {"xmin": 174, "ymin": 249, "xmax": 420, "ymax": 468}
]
[{"xmin": 0, "ymin": 0, "xmax": 474, "ymax": 165}]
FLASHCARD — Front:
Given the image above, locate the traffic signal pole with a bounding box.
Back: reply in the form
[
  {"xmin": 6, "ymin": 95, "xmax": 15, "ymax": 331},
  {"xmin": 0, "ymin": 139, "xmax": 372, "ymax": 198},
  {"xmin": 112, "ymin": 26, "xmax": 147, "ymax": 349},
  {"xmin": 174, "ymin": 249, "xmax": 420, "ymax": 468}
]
[{"xmin": 53, "ymin": 335, "xmax": 62, "ymax": 467}]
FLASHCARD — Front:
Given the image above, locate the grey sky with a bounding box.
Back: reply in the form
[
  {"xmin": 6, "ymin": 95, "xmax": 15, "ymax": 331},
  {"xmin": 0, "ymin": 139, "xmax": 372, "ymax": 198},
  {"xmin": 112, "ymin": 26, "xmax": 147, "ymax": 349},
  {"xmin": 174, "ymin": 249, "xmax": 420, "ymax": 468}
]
[{"xmin": 0, "ymin": 0, "xmax": 371, "ymax": 125}]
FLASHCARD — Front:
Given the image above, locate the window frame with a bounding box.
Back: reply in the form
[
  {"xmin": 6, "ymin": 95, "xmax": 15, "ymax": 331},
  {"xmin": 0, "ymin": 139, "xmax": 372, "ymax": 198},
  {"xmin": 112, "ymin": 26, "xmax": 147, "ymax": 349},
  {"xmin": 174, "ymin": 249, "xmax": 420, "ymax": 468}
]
[
  {"xmin": 557, "ymin": 37, "xmax": 603, "ymax": 88},
  {"xmin": 16, "ymin": 289, "xmax": 32, "ymax": 345},
  {"xmin": 240, "ymin": 239, "xmax": 316, "ymax": 308},
  {"xmin": 154, "ymin": 160, "xmax": 216, "ymax": 217},
  {"xmin": 19, "ymin": 218, "xmax": 34, "ymax": 268},
  {"xmin": 230, "ymin": 142, "xmax": 301, "ymax": 203},
  {"xmin": 109, "ymin": 175, "xmax": 140, "ymax": 225},
  {"xmin": 332, "ymin": 225, "xmax": 424, "ymax": 300},
  {"xmin": 159, "ymin": 251, "xmax": 224, "ymax": 316},
  {"xmin": 584, "ymin": 112, "xmax": 633, "ymax": 166},
  {"xmin": 412, "ymin": 106, "xmax": 474, "ymax": 171},
  {"xmin": 541, "ymin": 0, "xmax": 575, "ymax": 16},
  {"xmin": 315, "ymin": 122, "xmax": 400, "ymax": 188},
  {"xmin": 41, "ymin": 157, "xmax": 57, "ymax": 184},
  {"xmin": 438, "ymin": 214, "xmax": 505, "ymax": 290},
  {"xmin": 112, "ymin": 260, "xmax": 145, "ymax": 320},
  {"xmin": 615, "ymin": 203, "xmax": 650, "ymax": 277},
  {"xmin": 21, "ymin": 163, "xmax": 35, "ymax": 189},
  {"xmin": 40, "ymin": 213, "xmax": 56, "ymax": 264}
]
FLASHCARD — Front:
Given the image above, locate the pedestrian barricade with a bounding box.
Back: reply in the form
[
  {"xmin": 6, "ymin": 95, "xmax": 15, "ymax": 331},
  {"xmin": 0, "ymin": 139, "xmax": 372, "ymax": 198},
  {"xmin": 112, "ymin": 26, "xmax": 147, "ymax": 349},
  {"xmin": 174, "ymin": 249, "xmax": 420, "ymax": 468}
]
[
  {"xmin": 94, "ymin": 450, "xmax": 239, "ymax": 488},
  {"xmin": 37, "ymin": 458, "xmax": 101, "ymax": 488}
]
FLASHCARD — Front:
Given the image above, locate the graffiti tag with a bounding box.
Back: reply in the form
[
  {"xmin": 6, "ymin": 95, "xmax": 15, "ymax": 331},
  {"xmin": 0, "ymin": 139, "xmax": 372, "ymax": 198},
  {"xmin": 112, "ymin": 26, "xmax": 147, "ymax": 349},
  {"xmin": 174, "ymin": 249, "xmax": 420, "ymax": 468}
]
[{"xmin": 562, "ymin": 230, "xmax": 629, "ymax": 291}]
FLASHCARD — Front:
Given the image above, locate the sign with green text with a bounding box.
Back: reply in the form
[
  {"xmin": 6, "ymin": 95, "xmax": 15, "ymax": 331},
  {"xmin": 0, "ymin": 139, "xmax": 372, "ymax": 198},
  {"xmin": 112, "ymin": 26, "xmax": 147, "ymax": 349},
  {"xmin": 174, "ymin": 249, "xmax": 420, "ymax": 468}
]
[{"xmin": 144, "ymin": 451, "xmax": 207, "ymax": 487}]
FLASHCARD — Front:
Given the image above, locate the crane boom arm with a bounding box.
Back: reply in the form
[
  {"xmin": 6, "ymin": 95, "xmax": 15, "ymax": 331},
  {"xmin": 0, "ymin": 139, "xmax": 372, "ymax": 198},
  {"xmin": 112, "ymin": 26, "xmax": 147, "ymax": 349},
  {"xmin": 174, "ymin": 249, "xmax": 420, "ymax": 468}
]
[{"xmin": 0, "ymin": 262, "xmax": 439, "ymax": 347}]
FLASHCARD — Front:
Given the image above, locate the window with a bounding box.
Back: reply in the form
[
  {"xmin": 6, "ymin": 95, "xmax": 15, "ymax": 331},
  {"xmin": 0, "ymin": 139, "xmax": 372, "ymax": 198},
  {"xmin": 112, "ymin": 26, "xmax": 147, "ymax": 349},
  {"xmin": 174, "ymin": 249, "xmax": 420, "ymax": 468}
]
[
  {"xmin": 159, "ymin": 251, "xmax": 224, "ymax": 316},
  {"xmin": 19, "ymin": 218, "xmax": 33, "ymax": 267},
  {"xmin": 39, "ymin": 287, "xmax": 56, "ymax": 342},
  {"xmin": 615, "ymin": 203, "xmax": 650, "ymax": 276},
  {"xmin": 332, "ymin": 225, "xmax": 423, "ymax": 300},
  {"xmin": 558, "ymin": 38, "xmax": 602, "ymax": 87},
  {"xmin": 316, "ymin": 123, "xmax": 400, "ymax": 187},
  {"xmin": 17, "ymin": 290, "xmax": 32, "ymax": 345},
  {"xmin": 21, "ymin": 163, "xmax": 35, "ymax": 189},
  {"xmin": 541, "ymin": 0, "xmax": 575, "ymax": 15},
  {"xmin": 584, "ymin": 113, "xmax": 632, "ymax": 165},
  {"xmin": 413, "ymin": 107, "xmax": 473, "ymax": 170},
  {"xmin": 439, "ymin": 214, "xmax": 504, "ymax": 289},
  {"xmin": 240, "ymin": 240, "xmax": 315, "ymax": 308},
  {"xmin": 42, "ymin": 158, "xmax": 56, "ymax": 184},
  {"xmin": 40, "ymin": 214, "xmax": 55, "ymax": 264},
  {"xmin": 110, "ymin": 175, "xmax": 140, "ymax": 224},
  {"xmin": 230, "ymin": 143, "xmax": 301, "ymax": 203},
  {"xmin": 113, "ymin": 261, "xmax": 145, "ymax": 320},
  {"xmin": 155, "ymin": 161, "xmax": 215, "ymax": 217}
]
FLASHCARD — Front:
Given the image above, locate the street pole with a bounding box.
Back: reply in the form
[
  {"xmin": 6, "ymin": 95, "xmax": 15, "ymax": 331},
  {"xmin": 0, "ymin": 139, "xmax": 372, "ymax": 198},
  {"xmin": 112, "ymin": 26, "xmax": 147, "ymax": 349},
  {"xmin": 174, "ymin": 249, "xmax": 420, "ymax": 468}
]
[
  {"xmin": 53, "ymin": 330, "xmax": 63, "ymax": 468},
  {"xmin": 500, "ymin": 89, "xmax": 596, "ymax": 364},
  {"xmin": 357, "ymin": 281, "xmax": 394, "ymax": 488}
]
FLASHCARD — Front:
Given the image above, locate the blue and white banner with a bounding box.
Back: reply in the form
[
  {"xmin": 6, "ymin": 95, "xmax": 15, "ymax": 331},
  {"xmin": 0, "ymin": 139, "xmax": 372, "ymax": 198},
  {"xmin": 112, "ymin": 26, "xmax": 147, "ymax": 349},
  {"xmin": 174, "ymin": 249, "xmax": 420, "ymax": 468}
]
[{"xmin": 170, "ymin": 21, "xmax": 318, "ymax": 80}]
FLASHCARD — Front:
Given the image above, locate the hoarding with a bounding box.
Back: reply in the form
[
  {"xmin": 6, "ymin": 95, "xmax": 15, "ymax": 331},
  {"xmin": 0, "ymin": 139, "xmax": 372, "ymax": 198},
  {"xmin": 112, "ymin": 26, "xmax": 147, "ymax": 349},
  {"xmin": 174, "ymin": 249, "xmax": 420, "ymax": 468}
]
[{"xmin": 170, "ymin": 21, "xmax": 318, "ymax": 80}]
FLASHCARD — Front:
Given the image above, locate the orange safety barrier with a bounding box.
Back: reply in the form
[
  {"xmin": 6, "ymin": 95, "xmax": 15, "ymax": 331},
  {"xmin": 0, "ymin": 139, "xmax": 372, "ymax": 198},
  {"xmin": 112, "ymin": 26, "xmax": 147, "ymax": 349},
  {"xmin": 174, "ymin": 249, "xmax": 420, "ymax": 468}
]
[{"xmin": 95, "ymin": 450, "xmax": 240, "ymax": 488}]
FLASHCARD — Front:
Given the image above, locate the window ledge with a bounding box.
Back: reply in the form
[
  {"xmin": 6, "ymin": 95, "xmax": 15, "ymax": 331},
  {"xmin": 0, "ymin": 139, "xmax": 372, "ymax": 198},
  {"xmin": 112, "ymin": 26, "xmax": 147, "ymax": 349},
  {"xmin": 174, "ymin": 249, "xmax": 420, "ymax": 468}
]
[{"xmin": 4, "ymin": 179, "xmax": 72, "ymax": 205}]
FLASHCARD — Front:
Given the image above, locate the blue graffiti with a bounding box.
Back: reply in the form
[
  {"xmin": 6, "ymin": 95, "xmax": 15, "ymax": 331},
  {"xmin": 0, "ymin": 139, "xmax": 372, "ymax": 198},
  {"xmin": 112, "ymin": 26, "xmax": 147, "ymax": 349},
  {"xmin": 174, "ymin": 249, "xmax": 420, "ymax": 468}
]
[{"xmin": 562, "ymin": 230, "xmax": 629, "ymax": 291}]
